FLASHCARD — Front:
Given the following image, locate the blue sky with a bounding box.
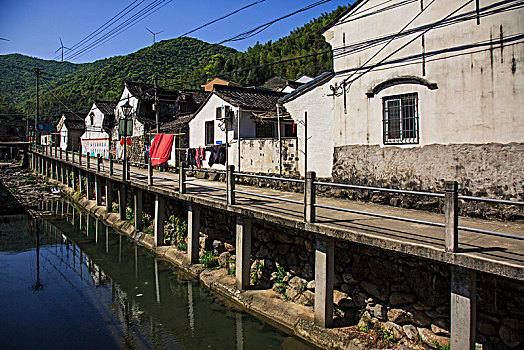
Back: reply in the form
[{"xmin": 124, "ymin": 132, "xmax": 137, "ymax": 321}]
[{"xmin": 0, "ymin": 0, "xmax": 350, "ymax": 63}]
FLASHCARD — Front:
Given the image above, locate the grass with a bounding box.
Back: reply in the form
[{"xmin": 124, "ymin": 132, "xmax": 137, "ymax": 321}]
[{"xmin": 199, "ymin": 250, "xmax": 217, "ymax": 268}]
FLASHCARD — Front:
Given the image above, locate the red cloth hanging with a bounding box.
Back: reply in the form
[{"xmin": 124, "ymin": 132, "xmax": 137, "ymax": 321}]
[{"xmin": 149, "ymin": 134, "xmax": 174, "ymax": 166}]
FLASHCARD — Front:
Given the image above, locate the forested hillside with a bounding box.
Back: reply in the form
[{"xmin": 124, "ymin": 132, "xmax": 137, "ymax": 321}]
[{"xmin": 0, "ymin": 4, "xmax": 347, "ymax": 122}]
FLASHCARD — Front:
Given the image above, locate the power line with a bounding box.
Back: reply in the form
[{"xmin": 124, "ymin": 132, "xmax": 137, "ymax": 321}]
[
  {"xmin": 65, "ymin": 0, "xmax": 172, "ymax": 61},
  {"xmin": 53, "ymin": 0, "xmax": 144, "ymax": 60},
  {"xmin": 177, "ymin": 0, "xmax": 269, "ymax": 39},
  {"xmin": 67, "ymin": 0, "xmax": 174, "ymax": 61}
]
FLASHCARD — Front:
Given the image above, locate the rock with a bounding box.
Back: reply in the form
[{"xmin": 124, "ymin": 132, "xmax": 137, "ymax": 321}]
[
  {"xmin": 499, "ymin": 325, "xmax": 522, "ymax": 348},
  {"xmin": 296, "ymin": 290, "xmax": 315, "ymax": 306},
  {"xmin": 360, "ymin": 280, "xmax": 389, "ymax": 301},
  {"xmin": 357, "ymin": 311, "xmax": 372, "ymax": 330},
  {"xmin": 431, "ymin": 323, "xmax": 450, "ymax": 336},
  {"xmin": 285, "ymin": 286, "xmax": 299, "ymax": 301},
  {"xmin": 274, "ymin": 231, "xmax": 294, "ymax": 243},
  {"xmin": 218, "ymin": 252, "xmax": 230, "ymax": 267},
  {"xmin": 352, "ymin": 255, "xmax": 369, "ymax": 281},
  {"xmin": 288, "ymin": 276, "xmax": 307, "ymax": 293},
  {"xmin": 341, "ymin": 283, "xmax": 354, "ymax": 294},
  {"xmin": 383, "ymin": 321, "xmax": 405, "ymax": 341},
  {"xmin": 286, "ymin": 252, "xmax": 299, "ymax": 266},
  {"xmin": 406, "ymin": 269, "xmax": 448, "ymax": 307},
  {"xmin": 276, "ymin": 243, "xmax": 290, "ymax": 255},
  {"xmin": 387, "ymin": 308, "xmax": 431, "ymax": 327},
  {"xmin": 390, "ymin": 292, "xmax": 415, "ymax": 306},
  {"xmin": 372, "ymin": 304, "xmax": 387, "ymax": 321},
  {"xmin": 306, "ymin": 280, "xmax": 315, "ymax": 290},
  {"xmin": 224, "ymin": 242, "xmax": 235, "ymax": 253},
  {"xmin": 418, "ymin": 327, "xmax": 450, "ymax": 349},
  {"xmin": 403, "ymin": 325, "xmax": 418, "ymax": 340},
  {"xmin": 302, "ymin": 263, "xmax": 314, "ymax": 280},
  {"xmin": 368, "ymin": 257, "xmax": 401, "ymax": 282},
  {"xmin": 333, "ymin": 290, "xmax": 354, "ymax": 308},
  {"xmin": 342, "ymin": 272, "xmax": 358, "ymax": 285},
  {"xmin": 199, "ymin": 236, "xmax": 213, "ymax": 250},
  {"xmin": 478, "ymin": 321, "xmax": 497, "ymax": 336},
  {"xmin": 255, "ymin": 244, "xmax": 268, "ymax": 258},
  {"xmin": 213, "ymin": 240, "xmax": 225, "ymax": 254}
]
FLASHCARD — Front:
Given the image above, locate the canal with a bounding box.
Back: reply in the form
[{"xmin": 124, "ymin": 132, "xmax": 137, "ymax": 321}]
[{"xmin": 0, "ymin": 200, "xmax": 316, "ymax": 349}]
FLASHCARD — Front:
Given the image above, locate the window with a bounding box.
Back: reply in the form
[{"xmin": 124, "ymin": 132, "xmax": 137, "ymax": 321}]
[
  {"xmin": 89, "ymin": 113, "xmax": 94, "ymax": 125},
  {"xmin": 205, "ymin": 121, "xmax": 214, "ymax": 145},
  {"xmin": 256, "ymin": 122, "xmax": 274, "ymax": 138},
  {"xmin": 382, "ymin": 93, "xmax": 419, "ymax": 144},
  {"xmin": 168, "ymin": 103, "xmax": 175, "ymax": 114},
  {"xmin": 284, "ymin": 122, "xmax": 297, "ymax": 137}
]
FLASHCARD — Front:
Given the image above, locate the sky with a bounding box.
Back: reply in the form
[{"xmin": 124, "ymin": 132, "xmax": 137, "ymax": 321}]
[{"xmin": 0, "ymin": 0, "xmax": 351, "ymax": 64}]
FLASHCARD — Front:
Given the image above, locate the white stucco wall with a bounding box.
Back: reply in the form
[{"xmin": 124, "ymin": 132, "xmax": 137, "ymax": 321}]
[
  {"xmin": 81, "ymin": 104, "xmax": 110, "ymax": 156},
  {"xmin": 323, "ymin": 0, "xmax": 524, "ymax": 147},
  {"xmin": 115, "ymin": 87, "xmax": 143, "ymax": 138},
  {"xmin": 282, "ymin": 79, "xmax": 335, "ymax": 178},
  {"xmin": 59, "ymin": 125, "xmax": 68, "ymax": 151}
]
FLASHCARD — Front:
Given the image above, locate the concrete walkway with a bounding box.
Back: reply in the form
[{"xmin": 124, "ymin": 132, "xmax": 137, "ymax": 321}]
[{"xmin": 47, "ymin": 152, "xmax": 524, "ymax": 277}]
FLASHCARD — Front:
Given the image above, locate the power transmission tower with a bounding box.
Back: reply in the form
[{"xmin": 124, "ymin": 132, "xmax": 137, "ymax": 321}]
[
  {"xmin": 55, "ymin": 37, "xmax": 71, "ymax": 62},
  {"xmin": 146, "ymin": 28, "xmax": 163, "ymax": 44},
  {"xmin": 32, "ymin": 68, "xmax": 45, "ymax": 145}
]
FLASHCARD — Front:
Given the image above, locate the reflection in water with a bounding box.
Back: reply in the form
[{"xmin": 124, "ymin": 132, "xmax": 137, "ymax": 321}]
[{"xmin": 0, "ymin": 201, "xmax": 316, "ymax": 349}]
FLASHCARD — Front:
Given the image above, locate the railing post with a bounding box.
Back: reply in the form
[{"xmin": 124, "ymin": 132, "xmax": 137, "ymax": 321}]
[
  {"xmin": 109, "ymin": 156, "xmax": 114, "ymax": 176},
  {"xmin": 122, "ymin": 157, "xmax": 126, "ymax": 182},
  {"xmin": 86, "ymin": 154, "xmax": 90, "ymax": 169},
  {"xmin": 148, "ymin": 156, "xmax": 153, "ymax": 186},
  {"xmin": 305, "ymin": 171, "xmax": 316, "ymax": 223},
  {"xmin": 66, "ymin": 150, "xmax": 69, "ymax": 162},
  {"xmin": 445, "ymin": 181, "xmax": 459, "ymax": 253},
  {"xmin": 78, "ymin": 152, "xmax": 82, "ymax": 166},
  {"xmin": 97, "ymin": 155, "xmax": 101, "ymax": 173},
  {"xmin": 59, "ymin": 148, "xmax": 62, "ymax": 160},
  {"xmin": 179, "ymin": 162, "xmax": 186, "ymax": 194},
  {"xmin": 126, "ymin": 157, "xmax": 130, "ymax": 180},
  {"xmin": 227, "ymin": 165, "xmax": 235, "ymax": 205}
]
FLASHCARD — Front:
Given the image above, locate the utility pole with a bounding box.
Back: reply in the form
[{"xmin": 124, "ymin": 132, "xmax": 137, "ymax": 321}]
[
  {"xmin": 154, "ymin": 77, "xmax": 159, "ymax": 134},
  {"xmin": 33, "ymin": 68, "xmax": 44, "ymax": 145}
]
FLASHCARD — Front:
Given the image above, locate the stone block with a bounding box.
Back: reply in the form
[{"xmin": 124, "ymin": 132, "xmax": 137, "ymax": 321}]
[
  {"xmin": 417, "ymin": 327, "xmax": 450, "ymax": 349},
  {"xmin": 333, "ymin": 290, "xmax": 354, "ymax": 308},
  {"xmin": 372, "ymin": 304, "xmax": 387, "ymax": 321},
  {"xmin": 360, "ymin": 280, "xmax": 389, "ymax": 301},
  {"xmin": 382, "ymin": 321, "xmax": 405, "ymax": 341},
  {"xmin": 402, "ymin": 325, "xmax": 418, "ymax": 340},
  {"xmin": 296, "ymin": 290, "xmax": 315, "ymax": 306},
  {"xmin": 390, "ymin": 292, "xmax": 415, "ymax": 306}
]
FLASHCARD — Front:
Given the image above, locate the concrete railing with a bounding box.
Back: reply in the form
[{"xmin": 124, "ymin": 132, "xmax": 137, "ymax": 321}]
[{"xmin": 31, "ymin": 147, "xmax": 524, "ymax": 252}]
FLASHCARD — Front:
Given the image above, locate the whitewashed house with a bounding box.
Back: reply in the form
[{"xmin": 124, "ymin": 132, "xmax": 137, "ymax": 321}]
[
  {"xmin": 278, "ymin": 71, "xmax": 335, "ymax": 178},
  {"xmin": 188, "ymin": 85, "xmax": 298, "ymax": 174},
  {"xmin": 112, "ymin": 80, "xmax": 178, "ymax": 161},
  {"xmin": 57, "ymin": 112, "xmax": 85, "ymax": 152},
  {"xmin": 80, "ymin": 101, "xmax": 116, "ymax": 157},
  {"xmin": 283, "ymin": 0, "xmax": 523, "ymax": 198}
]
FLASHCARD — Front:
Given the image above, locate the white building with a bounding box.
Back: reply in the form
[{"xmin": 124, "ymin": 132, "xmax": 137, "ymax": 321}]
[
  {"xmin": 57, "ymin": 112, "xmax": 85, "ymax": 152},
  {"xmin": 283, "ymin": 0, "xmax": 524, "ymax": 197},
  {"xmin": 188, "ymin": 85, "xmax": 298, "ymax": 174},
  {"xmin": 278, "ymin": 71, "xmax": 335, "ymax": 178},
  {"xmin": 80, "ymin": 101, "xmax": 116, "ymax": 157}
]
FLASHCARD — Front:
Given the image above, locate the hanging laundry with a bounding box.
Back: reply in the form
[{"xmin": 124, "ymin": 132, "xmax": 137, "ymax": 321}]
[
  {"xmin": 149, "ymin": 133, "xmax": 174, "ymax": 166},
  {"xmin": 186, "ymin": 148, "xmax": 197, "ymax": 167},
  {"xmin": 206, "ymin": 144, "xmax": 226, "ymax": 167},
  {"xmin": 195, "ymin": 147, "xmax": 205, "ymax": 168}
]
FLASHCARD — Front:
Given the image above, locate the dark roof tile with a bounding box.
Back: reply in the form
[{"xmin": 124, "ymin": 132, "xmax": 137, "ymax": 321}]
[{"xmin": 214, "ymin": 85, "xmax": 285, "ymax": 111}]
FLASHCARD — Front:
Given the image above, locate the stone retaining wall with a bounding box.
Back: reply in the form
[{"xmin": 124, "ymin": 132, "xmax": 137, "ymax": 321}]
[{"xmin": 190, "ymin": 204, "xmax": 524, "ymax": 349}]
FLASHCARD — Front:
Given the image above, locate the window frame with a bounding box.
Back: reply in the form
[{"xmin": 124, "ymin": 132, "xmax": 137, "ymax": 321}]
[
  {"xmin": 205, "ymin": 120, "xmax": 214, "ymax": 146},
  {"xmin": 255, "ymin": 122, "xmax": 275, "ymax": 138},
  {"xmin": 382, "ymin": 93, "xmax": 419, "ymax": 145}
]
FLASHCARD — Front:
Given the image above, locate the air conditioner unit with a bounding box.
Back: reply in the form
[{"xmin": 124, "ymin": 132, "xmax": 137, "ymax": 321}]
[{"xmin": 217, "ymin": 106, "xmax": 232, "ymax": 121}]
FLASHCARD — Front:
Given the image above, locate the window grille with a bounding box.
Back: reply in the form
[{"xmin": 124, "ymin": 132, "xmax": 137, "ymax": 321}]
[
  {"xmin": 382, "ymin": 93, "xmax": 419, "ymax": 144},
  {"xmin": 255, "ymin": 122, "xmax": 274, "ymax": 138},
  {"xmin": 205, "ymin": 121, "xmax": 214, "ymax": 145}
]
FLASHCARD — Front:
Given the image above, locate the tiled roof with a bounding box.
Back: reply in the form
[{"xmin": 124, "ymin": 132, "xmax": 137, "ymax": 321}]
[
  {"xmin": 94, "ymin": 100, "xmax": 116, "ymax": 115},
  {"xmin": 214, "ymin": 85, "xmax": 286, "ymax": 111},
  {"xmin": 124, "ymin": 80, "xmax": 178, "ymax": 102},
  {"xmin": 62, "ymin": 112, "xmax": 85, "ymax": 130},
  {"xmin": 160, "ymin": 114, "xmax": 193, "ymax": 132}
]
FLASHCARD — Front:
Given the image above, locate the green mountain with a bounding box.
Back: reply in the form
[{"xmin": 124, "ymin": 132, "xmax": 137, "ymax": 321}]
[{"xmin": 0, "ymin": 4, "xmax": 347, "ymax": 122}]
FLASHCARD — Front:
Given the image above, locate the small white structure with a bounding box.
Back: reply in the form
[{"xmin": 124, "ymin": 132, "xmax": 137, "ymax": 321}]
[
  {"xmin": 57, "ymin": 112, "xmax": 85, "ymax": 152},
  {"xmin": 278, "ymin": 71, "xmax": 335, "ymax": 178},
  {"xmin": 308, "ymin": 0, "xmax": 523, "ymax": 196},
  {"xmin": 80, "ymin": 101, "xmax": 116, "ymax": 157},
  {"xmin": 188, "ymin": 85, "xmax": 297, "ymax": 173}
]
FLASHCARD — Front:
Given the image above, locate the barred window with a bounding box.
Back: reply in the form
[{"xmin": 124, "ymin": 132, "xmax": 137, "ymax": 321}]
[
  {"xmin": 382, "ymin": 93, "xmax": 419, "ymax": 144},
  {"xmin": 255, "ymin": 122, "xmax": 274, "ymax": 138}
]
